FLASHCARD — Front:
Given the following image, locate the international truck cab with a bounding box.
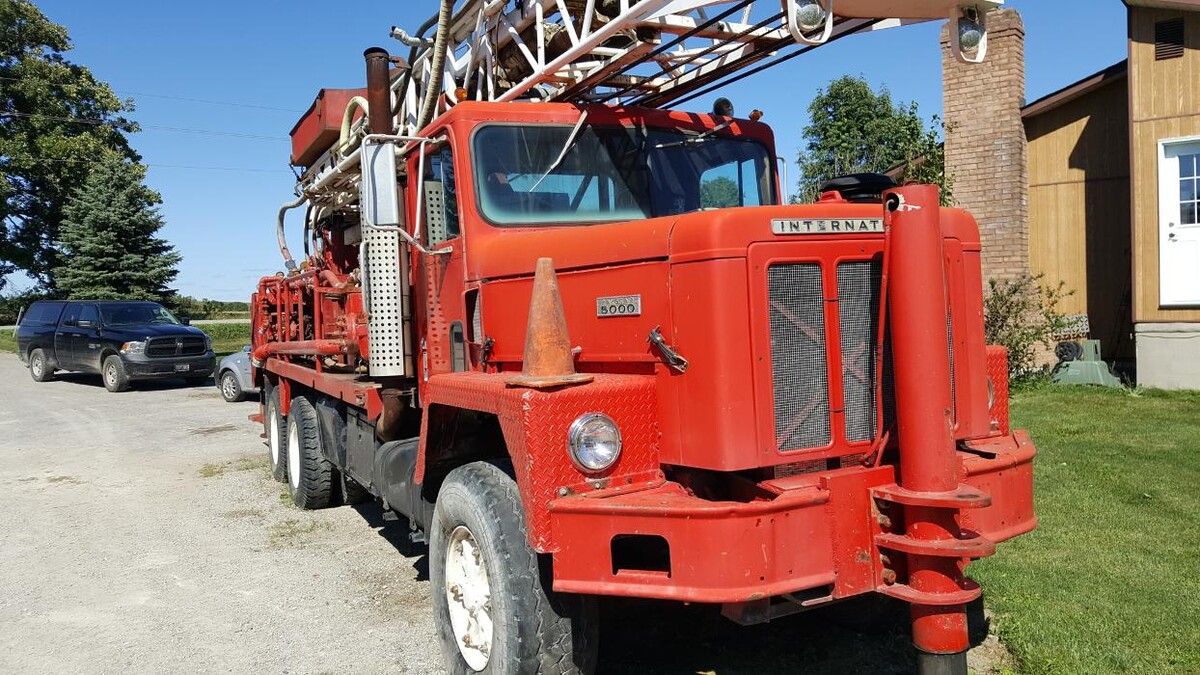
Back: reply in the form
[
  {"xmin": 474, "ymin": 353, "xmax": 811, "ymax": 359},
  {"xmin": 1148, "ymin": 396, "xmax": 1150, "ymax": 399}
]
[{"xmin": 250, "ymin": 2, "xmax": 1033, "ymax": 673}]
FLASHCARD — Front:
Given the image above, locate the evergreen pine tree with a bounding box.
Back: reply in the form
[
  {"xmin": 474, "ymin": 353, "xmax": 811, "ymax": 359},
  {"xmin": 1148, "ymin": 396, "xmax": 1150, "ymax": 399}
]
[{"xmin": 54, "ymin": 155, "xmax": 180, "ymax": 301}]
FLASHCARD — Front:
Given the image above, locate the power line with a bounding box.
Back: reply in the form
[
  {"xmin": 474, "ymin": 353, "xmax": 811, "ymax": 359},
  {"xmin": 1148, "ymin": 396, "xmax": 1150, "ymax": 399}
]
[
  {"xmin": 0, "ymin": 75, "xmax": 303, "ymax": 113},
  {"xmin": 0, "ymin": 110, "xmax": 286, "ymax": 141}
]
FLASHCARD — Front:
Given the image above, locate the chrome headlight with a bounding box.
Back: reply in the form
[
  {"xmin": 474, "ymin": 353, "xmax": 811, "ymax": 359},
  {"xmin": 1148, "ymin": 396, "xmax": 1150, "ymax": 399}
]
[
  {"xmin": 567, "ymin": 413, "xmax": 622, "ymax": 473},
  {"xmin": 120, "ymin": 341, "xmax": 146, "ymax": 355}
]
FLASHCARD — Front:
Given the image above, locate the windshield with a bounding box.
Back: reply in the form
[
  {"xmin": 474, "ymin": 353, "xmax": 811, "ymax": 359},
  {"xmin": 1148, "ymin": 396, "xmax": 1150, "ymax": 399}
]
[
  {"xmin": 100, "ymin": 302, "xmax": 181, "ymax": 326},
  {"xmin": 472, "ymin": 124, "xmax": 776, "ymax": 226}
]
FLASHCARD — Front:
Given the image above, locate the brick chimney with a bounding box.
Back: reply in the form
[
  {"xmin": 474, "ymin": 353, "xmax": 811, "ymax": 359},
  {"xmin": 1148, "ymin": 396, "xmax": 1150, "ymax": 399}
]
[{"xmin": 942, "ymin": 9, "xmax": 1028, "ymax": 281}]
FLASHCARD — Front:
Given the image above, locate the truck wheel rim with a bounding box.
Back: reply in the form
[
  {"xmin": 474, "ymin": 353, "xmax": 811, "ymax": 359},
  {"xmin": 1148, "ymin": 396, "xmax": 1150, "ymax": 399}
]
[
  {"xmin": 268, "ymin": 403, "xmax": 281, "ymax": 468},
  {"xmin": 445, "ymin": 524, "xmax": 493, "ymax": 672},
  {"xmin": 31, "ymin": 357, "xmax": 42, "ymax": 378},
  {"xmin": 222, "ymin": 374, "xmax": 237, "ymax": 400},
  {"xmin": 287, "ymin": 416, "xmax": 301, "ymax": 490},
  {"xmin": 105, "ymin": 364, "xmax": 116, "ymax": 386}
]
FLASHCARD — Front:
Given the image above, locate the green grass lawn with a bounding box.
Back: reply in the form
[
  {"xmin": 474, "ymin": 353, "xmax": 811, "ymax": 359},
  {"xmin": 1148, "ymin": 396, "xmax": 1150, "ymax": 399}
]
[{"xmin": 971, "ymin": 385, "xmax": 1200, "ymax": 674}]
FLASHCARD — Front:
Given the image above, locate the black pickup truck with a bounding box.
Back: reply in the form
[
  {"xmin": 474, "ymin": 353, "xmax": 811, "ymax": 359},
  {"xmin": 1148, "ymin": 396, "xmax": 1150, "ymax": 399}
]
[{"xmin": 15, "ymin": 300, "xmax": 215, "ymax": 392}]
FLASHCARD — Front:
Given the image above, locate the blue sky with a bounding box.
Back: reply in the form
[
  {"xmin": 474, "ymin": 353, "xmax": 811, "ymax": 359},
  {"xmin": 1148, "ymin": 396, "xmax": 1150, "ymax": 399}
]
[{"xmin": 18, "ymin": 0, "xmax": 1129, "ymax": 300}]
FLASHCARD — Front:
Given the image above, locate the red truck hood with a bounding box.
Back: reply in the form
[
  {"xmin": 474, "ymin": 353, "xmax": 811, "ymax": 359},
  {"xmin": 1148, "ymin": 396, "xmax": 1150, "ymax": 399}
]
[{"xmin": 466, "ymin": 204, "xmax": 889, "ymax": 280}]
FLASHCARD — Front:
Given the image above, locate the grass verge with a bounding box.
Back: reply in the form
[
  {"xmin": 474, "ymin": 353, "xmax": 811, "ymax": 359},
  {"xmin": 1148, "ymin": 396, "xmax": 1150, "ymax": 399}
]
[
  {"xmin": 197, "ymin": 322, "xmax": 251, "ymax": 359},
  {"xmin": 971, "ymin": 385, "xmax": 1200, "ymax": 674}
]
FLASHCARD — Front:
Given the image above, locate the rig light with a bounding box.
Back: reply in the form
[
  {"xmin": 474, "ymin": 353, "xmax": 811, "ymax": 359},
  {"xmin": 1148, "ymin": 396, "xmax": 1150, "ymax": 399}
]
[
  {"xmin": 951, "ymin": 5, "xmax": 989, "ymax": 64},
  {"xmin": 795, "ymin": 0, "xmax": 826, "ymax": 31},
  {"xmin": 958, "ymin": 8, "xmax": 984, "ymax": 52},
  {"xmin": 785, "ymin": 0, "xmax": 834, "ymax": 46}
]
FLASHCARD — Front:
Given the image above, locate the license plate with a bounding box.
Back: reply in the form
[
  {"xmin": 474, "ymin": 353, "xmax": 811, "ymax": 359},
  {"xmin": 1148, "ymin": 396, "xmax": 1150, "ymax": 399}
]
[{"xmin": 174, "ymin": 364, "xmax": 190, "ymax": 372}]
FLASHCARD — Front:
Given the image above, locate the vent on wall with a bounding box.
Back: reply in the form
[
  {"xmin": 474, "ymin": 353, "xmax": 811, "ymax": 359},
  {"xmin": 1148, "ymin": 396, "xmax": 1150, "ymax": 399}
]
[{"xmin": 1156, "ymin": 18, "xmax": 1185, "ymax": 61}]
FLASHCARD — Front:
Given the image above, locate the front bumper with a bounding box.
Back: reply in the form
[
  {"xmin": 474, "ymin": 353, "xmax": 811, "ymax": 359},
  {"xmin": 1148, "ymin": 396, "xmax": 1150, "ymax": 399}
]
[
  {"xmin": 123, "ymin": 352, "xmax": 216, "ymax": 380},
  {"xmin": 548, "ymin": 432, "xmax": 1035, "ymax": 604}
]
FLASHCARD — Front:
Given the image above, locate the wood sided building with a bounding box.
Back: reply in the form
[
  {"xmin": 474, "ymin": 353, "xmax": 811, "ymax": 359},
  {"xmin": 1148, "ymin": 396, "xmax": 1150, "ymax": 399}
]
[{"xmin": 944, "ymin": 1, "xmax": 1200, "ymax": 389}]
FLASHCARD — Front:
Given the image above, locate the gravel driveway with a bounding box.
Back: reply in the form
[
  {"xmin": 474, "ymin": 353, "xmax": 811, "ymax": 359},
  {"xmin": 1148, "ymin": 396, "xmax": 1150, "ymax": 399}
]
[{"xmin": 0, "ymin": 356, "xmax": 1011, "ymax": 674}]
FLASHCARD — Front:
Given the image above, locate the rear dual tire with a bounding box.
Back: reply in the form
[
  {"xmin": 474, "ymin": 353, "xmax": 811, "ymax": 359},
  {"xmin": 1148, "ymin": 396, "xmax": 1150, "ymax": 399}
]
[
  {"xmin": 266, "ymin": 388, "xmax": 288, "ymax": 483},
  {"xmin": 286, "ymin": 395, "xmax": 334, "ymax": 509}
]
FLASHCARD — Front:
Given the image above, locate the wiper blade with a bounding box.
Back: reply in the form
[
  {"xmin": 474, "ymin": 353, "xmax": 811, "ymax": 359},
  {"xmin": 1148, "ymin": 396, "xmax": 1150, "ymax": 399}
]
[
  {"xmin": 653, "ymin": 120, "xmax": 733, "ymax": 150},
  {"xmin": 527, "ymin": 108, "xmax": 590, "ymax": 193}
]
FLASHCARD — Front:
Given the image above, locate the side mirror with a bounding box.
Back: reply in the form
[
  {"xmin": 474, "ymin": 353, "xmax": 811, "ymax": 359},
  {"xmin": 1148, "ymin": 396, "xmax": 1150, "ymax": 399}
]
[
  {"xmin": 77, "ymin": 319, "xmax": 95, "ymax": 329},
  {"xmin": 179, "ymin": 316, "xmax": 191, "ymax": 326},
  {"xmin": 361, "ymin": 140, "xmax": 402, "ymax": 228},
  {"xmin": 242, "ymin": 345, "xmax": 252, "ymax": 353}
]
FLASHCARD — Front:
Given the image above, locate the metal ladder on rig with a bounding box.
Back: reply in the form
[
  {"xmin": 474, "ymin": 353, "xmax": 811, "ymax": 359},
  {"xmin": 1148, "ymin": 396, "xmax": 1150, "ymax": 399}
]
[
  {"xmin": 393, "ymin": 0, "xmax": 1001, "ymax": 135},
  {"xmin": 301, "ymin": 0, "xmax": 998, "ymax": 200}
]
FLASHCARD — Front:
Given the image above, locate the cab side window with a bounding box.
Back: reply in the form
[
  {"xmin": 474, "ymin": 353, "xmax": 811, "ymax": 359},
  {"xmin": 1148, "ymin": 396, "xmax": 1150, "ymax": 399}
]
[
  {"xmin": 424, "ymin": 145, "xmax": 459, "ymax": 246},
  {"xmin": 78, "ymin": 304, "xmax": 99, "ymax": 327},
  {"xmin": 60, "ymin": 303, "xmax": 82, "ymax": 327}
]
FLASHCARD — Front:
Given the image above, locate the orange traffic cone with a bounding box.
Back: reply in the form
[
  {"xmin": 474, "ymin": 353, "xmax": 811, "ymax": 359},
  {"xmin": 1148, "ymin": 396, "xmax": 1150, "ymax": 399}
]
[{"xmin": 505, "ymin": 257, "xmax": 594, "ymax": 389}]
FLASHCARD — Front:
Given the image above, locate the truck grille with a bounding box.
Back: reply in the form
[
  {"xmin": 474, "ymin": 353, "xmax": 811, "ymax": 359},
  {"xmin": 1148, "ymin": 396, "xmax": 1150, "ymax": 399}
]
[
  {"xmin": 146, "ymin": 336, "xmax": 207, "ymax": 358},
  {"xmin": 837, "ymin": 262, "xmax": 883, "ymax": 443},
  {"xmin": 767, "ymin": 264, "xmax": 831, "ymax": 451},
  {"xmin": 768, "ymin": 258, "xmax": 952, "ymax": 453}
]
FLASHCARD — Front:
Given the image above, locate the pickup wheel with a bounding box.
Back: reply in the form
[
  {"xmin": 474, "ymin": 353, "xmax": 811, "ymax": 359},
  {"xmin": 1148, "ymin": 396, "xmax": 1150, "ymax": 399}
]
[
  {"xmin": 102, "ymin": 355, "xmax": 130, "ymax": 392},
  {"xmin": 266, "ymin": 388, "xmax": 288, "ymax": 482},
  {"xmin": 286, "ymin": 395, "xmax": 334, "ymax": 509},
  {"xmin": 219, "ymin": 371, "xmax": 246, "ymax": 402},
  {"xmin": 431, "ymin": 462, "xmax": 598, "ymax": 675},
  {"xmin": 28, "ymin": 349, "xmax": 53, "ymax": 382}
]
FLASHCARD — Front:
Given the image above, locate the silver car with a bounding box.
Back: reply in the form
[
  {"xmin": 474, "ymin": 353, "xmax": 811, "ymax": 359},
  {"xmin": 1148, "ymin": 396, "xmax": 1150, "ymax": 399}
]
[{"xmin": 216, "ymin": 345, "xmax": 257, "ymax": 402}]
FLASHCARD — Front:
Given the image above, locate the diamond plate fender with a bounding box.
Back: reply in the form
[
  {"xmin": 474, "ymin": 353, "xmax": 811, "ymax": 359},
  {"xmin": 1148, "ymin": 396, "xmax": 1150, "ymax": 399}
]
[{"xmin": 417, "ymin": 371, "xmax": 660, "ymax": 552}]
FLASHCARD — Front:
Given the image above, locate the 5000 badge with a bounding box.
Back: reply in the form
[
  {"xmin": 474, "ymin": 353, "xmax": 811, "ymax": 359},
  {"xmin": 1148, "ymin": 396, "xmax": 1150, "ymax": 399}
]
[{"xmin": 596, "ymin": 295, "xmax": 642, "ymax": 318}]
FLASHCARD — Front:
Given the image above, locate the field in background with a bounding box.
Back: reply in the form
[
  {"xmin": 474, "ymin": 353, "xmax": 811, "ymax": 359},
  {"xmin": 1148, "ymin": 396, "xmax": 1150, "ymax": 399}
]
[
  {"xmin": 199, "ymin": 322, "xmax": 251, "ymax": 358},
  {"xmin": 972, "ymin": 385, "xmax": 1200, "ymax": 674}
]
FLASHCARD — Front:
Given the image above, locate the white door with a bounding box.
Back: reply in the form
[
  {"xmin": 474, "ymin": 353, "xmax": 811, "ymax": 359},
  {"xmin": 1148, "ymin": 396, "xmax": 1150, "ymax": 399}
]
[{"xmin": 1159, "ymin": 139, "xmax": 1200, "ymax": 306}]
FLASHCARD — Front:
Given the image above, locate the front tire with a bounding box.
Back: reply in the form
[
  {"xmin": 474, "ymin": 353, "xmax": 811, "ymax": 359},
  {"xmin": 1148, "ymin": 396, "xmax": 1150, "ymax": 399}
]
[
  {"xmin": 29, "ymin": 349, "xmax": 53, "ymax": 382},
  {"xmin": 102, "ymin": 356, "xmax": 130, "ymax": 392},
  {"xmin": 266, "ymin": 387, "xmax": 288, "ymax": 482},
  {"xmin": 286, "ymin": 395, "xmax": 334, "ymax": 509},
  {"xmin": 431, "ymin": 462, "xmax": 598, "ymax": 674},
  {"xmin": 219, "ymin": 371, "xmax": 245, "ymax": 402}
]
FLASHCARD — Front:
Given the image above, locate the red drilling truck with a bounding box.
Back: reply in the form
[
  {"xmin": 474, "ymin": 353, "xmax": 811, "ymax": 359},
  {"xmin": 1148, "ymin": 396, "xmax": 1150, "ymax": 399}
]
[{"xmin": 250, "ymin": 2, "xmax": 1034, "ymax": 673}]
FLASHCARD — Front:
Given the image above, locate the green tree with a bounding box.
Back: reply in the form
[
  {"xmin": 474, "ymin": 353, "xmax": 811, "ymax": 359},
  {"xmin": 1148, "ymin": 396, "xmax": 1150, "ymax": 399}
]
[
  {"xmin": 54, "ymin": 156, "xmax": 180, "ymax": 301},
  {"xmin": 796, "ymin": 75, "xmax": 951, "ymax": 205},
  {"xmin": 1, "ymin": 0, "xmax": 138, "ymax": 291},
  {"xmin": 700, "ymin": 176, "xmax": 739, "ymax": 209}
]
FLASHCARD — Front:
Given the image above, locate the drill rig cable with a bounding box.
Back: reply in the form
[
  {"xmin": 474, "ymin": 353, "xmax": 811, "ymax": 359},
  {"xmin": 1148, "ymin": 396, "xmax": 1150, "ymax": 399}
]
[{"xmin": 416, "ymin": 0, "xmax": 455, "ymax": 133}]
